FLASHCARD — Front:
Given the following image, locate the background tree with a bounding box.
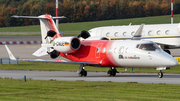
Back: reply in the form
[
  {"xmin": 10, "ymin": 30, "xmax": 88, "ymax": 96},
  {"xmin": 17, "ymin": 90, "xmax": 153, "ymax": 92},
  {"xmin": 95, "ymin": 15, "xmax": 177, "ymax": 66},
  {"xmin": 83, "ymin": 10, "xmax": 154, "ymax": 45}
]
[{"xmin": 0, "ymin": 0, "xmax": 178, "ymax": 27}]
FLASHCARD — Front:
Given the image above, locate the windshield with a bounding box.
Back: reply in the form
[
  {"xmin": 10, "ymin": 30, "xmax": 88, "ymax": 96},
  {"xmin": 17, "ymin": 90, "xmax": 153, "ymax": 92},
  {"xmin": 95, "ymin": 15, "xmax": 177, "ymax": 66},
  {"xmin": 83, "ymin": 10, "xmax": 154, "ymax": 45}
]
[{"xmin": 137, "ymin": 43, "xmax": 160, "ymax": 51}]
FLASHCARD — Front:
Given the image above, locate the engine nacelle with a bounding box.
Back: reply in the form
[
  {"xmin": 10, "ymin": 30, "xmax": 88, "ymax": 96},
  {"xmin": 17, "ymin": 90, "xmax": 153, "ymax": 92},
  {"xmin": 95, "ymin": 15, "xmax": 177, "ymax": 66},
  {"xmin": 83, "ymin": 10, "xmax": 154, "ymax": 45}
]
[{"xmin": 53, "ymin": 37, "xmax": 81, "ymax": 53}]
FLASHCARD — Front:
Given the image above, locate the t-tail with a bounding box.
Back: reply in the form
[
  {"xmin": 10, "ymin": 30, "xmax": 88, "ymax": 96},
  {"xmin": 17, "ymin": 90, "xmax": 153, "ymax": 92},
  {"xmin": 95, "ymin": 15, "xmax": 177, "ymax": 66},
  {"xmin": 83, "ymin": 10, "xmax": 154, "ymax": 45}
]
[
  {"xmin": 12, "ymin": 14, "xmax": 66, "ymax": 57},
  {"xmin": 12, "ymin": 14, "xmax": 90, "ymax": 59},
  {"xmin": 12, "ymin": 14, "xmax": 66, "ymax": 43}
]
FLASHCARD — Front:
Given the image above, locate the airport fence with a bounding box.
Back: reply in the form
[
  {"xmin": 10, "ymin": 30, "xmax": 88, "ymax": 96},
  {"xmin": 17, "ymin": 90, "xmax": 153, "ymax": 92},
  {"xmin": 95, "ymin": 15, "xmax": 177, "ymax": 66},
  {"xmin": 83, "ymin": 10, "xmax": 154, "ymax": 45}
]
[{"xmin": 0, "ymin": 57, "xmax": 19, "ymax": 65}]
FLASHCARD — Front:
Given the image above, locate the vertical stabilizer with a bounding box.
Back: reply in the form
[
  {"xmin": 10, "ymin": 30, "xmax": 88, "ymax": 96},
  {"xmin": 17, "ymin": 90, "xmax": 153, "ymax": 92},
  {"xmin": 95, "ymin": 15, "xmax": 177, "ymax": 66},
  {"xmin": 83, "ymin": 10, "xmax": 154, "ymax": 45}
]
[
  {"xmin": 12, "ymin": 14, "xmax": 66, "ymax": 44},
  {"xmin": 131, "ymin": 23, "xmax": 144, "ymax": 40},
  {"xmin": 38, "ymin": 15, "xmax": 62, "ymax": 44}
]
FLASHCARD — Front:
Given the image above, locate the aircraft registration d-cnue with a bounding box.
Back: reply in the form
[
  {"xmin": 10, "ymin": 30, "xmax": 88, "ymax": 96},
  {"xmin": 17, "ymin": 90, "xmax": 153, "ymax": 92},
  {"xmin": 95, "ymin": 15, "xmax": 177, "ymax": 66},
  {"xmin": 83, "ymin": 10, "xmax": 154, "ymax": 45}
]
[
  {"xmin": 88, "ymin": 23, "xmax": 180, "ymax": 54},
  {"xmin": 5, "ymin": 14, "xmax": 178, "ymax": 78}
]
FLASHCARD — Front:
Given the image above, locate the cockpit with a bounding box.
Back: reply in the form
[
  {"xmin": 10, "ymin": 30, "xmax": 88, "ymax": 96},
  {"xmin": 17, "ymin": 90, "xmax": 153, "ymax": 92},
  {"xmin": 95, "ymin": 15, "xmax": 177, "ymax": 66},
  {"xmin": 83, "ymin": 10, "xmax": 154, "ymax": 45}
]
[{"xmin": 136, "ymin": 43, "xmax": 160, "ymax": 51}]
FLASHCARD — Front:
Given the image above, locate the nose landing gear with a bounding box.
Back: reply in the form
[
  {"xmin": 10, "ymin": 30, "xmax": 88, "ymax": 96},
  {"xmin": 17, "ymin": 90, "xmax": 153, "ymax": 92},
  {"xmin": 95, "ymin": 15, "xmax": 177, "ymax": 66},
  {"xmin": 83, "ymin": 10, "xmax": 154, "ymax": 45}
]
[{"xmin": 158, "ymin": 70, "xmax": 163, "ymax": 78}]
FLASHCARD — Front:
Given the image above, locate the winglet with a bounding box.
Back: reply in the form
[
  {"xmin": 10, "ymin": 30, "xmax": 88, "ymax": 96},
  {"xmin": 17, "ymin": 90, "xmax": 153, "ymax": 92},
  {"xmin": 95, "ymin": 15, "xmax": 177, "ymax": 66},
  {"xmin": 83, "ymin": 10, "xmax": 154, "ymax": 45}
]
[
  {"xmin": 4, "ymin": 45, "xmax": 17, "ymax": 60},
  {"xmin": 131, "ymin": 23, "xmax": 144, "ymax": 40}
]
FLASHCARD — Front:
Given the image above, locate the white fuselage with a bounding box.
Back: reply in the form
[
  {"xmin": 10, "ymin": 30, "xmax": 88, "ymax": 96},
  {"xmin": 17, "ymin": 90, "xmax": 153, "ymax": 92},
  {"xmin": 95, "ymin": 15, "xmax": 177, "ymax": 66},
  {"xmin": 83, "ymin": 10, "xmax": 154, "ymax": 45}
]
[
  {"xmin": 109, "ymin": 40, "xmax": 178, "ymax": 68},
  {"xmin": 88, "ymin": 23, "xmax": 180, "ymax": 49}
]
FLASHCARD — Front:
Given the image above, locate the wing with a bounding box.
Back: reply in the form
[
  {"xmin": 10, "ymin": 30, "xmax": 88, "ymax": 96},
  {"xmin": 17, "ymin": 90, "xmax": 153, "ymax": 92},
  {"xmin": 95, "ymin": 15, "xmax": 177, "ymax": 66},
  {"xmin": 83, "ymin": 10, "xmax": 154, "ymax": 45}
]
[{"xmin": 5, "ymin": 45, "xmax": 99, "ymax": 65}]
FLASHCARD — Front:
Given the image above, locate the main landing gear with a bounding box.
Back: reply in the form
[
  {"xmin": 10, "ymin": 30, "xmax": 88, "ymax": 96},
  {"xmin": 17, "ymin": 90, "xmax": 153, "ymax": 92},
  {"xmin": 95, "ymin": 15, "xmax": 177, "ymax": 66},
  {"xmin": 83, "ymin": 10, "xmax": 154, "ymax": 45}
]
[
  {"xmin": 158, "ymin": 70, "xmax": 163, "ymax": 78},
  {"xmin": 107, "ymin": 67, "xmax": 119, "ymax": 76},
  {"xmin": 77, "ymin": 65, "xmax": 119, "ymax": 77},
  {"xmin": 77, "ymin": 64, "xmax": 87, "ymax": 77}
]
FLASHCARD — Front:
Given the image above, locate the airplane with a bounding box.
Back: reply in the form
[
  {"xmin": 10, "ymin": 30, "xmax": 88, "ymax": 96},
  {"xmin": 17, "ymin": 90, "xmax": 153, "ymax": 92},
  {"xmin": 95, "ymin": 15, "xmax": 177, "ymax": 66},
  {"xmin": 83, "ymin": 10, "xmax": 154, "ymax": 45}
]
[
  {"xmin": 5, "ymin": 14, "xmax": 179, "ymax": 78},
  {"xmin": 88, "ymin": 23, "xmax": 180, "ymax": 55}
]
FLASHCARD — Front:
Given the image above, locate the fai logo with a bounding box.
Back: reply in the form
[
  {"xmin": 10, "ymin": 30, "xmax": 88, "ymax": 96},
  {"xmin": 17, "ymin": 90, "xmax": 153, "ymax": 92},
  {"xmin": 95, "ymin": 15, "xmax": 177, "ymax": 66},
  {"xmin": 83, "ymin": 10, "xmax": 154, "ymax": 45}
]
[
  {"xmin": 119, "ymin": 55, "xmax": 124, "ymax": 59},
  {"xmin": 119, "ymin": 55, "xmax": 140, "ymax": 59}
]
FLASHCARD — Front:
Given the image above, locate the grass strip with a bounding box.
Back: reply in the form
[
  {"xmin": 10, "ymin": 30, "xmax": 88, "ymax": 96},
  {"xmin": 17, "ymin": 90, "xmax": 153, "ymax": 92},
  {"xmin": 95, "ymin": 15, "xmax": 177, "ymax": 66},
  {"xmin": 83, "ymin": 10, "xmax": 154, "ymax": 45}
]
[
  {"xmin": 0, "ymin": 78, "xmax": 180, "ymax": 101},
  {"xmin": 1, "ymin": 14, "xmax": 180, "ymax": 33},
  {"xmin": 1, "ymin": 62, "xmax": 180, "ymax": 74}
]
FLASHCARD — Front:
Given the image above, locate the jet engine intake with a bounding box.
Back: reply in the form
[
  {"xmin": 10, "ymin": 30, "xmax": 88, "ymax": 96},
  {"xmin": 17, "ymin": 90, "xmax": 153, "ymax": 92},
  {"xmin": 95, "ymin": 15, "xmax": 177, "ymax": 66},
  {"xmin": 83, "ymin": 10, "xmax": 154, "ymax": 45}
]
[{"xmin": 53, "ymin": 37, "xmax": 81, "ymax": 53}]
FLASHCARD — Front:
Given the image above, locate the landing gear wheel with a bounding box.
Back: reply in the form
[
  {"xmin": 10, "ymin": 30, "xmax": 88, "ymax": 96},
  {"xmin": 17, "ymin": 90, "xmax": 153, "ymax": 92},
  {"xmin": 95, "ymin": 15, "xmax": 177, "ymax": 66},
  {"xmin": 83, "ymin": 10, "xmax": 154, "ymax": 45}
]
[
  {"xmin": 83, "ymin": 70, "xmax": 87, "ymax": 76},
  {"xmin": 112, "ymin": 71, "xmax": 116, "ymax": 76},
  {"xmin": 78, "ymin": 69, "xmax": 87, "ymax": 77},
  {"xmin": 77, "ymin": 64, "xmax": 87, "ymax": 77},
  {"xmin": 107, "ymin": 67, "xmax": 118, "ymax": 76},
  {"xmin": 107, "ymin": 70, "xmax": 112, "ymax": 76},
  {"xmin": 158, "ymin": 70, "xmax": 163, "ymax": 78}
]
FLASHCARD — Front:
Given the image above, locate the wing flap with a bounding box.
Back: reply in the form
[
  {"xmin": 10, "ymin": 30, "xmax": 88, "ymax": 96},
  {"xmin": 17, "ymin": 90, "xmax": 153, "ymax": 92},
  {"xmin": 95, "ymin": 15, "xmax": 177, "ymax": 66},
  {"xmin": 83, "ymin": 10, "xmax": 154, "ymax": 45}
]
[{"xmin": 21, "ymin": 59, "xmax": 99, "ymax": 65}]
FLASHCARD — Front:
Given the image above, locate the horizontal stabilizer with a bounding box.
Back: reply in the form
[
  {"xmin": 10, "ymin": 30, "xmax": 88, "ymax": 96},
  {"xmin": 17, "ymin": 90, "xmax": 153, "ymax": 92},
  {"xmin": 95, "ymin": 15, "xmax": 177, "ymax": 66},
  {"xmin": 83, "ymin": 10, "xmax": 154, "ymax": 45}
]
[
  {"xmin": 41, "ymin": 44, "xmax": 53, "ymax": 47},
  {"xmin": 52, "ymin": 16, "xmax": 66, "ymax": 19},
  {"xmin": 12, "ymin": 15, "xmax": 66, "ymax": 19},
  {"xmin": 12, "ymin": 15, "xmax": 48, "ymax": 19},
  {"xmin": 32, "ymin": 47, "xmax": 49, "ymax": 57}
]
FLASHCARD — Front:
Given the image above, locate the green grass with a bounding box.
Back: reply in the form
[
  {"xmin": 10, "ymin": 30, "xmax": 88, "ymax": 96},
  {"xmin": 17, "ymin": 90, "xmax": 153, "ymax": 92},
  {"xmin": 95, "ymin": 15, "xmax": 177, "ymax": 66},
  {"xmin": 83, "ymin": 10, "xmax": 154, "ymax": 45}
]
[
  {"xmin": 1, "ymin": 14, "xmax": 180, "ymax": 33},
  {"xmin": 0, "ymin": 78, "xmax": 180, "ymax": 101},
  {"xmin": 1, "ymin": 62, "xmax": 180, "ymax": 74}
]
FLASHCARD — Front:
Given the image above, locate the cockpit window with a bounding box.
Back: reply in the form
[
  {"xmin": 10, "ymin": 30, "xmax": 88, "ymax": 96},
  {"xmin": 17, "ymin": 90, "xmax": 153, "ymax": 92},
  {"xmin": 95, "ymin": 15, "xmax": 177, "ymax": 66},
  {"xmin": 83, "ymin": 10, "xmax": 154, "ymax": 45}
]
[{"xmin": 137, "ymin": 43, "xmax": 159, "ymax": 51}]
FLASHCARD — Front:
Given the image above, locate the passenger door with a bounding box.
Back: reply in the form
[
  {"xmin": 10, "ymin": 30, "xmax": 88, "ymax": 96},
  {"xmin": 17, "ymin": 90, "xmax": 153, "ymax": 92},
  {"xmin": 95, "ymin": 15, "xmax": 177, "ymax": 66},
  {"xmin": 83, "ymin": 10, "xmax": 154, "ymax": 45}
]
[{"xmin": 95, "ymin": 43, "xmax": 103, "ymax": 58}]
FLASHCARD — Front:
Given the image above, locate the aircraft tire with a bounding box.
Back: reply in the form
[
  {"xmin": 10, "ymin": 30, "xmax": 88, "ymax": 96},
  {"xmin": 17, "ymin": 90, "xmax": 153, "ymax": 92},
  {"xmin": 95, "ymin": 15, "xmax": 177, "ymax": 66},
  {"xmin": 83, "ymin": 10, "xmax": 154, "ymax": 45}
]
[
  {"xmin": 158, "ymin": 71, "xmax": 163, "ymax": 78},
  {"xmin": 107, "ymin": 70, "xmax": 112, "ymax": 76},
  {"xmin": 112, "ymin": 71, "xmax": 116, "ymax": 76},
  {"xmin": 107, "ymin": 70, "xmax": 116, "ymax": 76},
  {"xmin": 79, "ymin": 70, "xmax": 87, "ymax": 77},
  {"xmin": 78, "ymin": 72, "xmax": 83, "ymax": 77},
  {"xmin": 83, "ymin": 71, "xmax": 87, "ymax": 76}
]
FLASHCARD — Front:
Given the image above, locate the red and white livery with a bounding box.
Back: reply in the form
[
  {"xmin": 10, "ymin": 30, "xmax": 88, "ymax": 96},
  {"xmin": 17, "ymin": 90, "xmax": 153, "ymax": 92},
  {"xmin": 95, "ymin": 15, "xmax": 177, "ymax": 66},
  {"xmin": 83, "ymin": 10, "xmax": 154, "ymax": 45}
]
[{"xmin": 5, "ymin": 14, "xmax": 179, "ymax": 78}]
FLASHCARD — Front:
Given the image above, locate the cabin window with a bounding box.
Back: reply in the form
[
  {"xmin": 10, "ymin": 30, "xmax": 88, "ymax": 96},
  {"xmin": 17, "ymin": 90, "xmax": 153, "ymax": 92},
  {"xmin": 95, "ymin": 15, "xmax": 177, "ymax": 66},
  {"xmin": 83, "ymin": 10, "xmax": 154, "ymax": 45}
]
[
  {"xmin": 123, "ymin": 32, "xmax": 127, "ymax": 36},
  {"xmin": 148, "ymin": 30, "xmax": 154, "ymax": 36},
  {"xmin": 131, "ymin": 31, "xmax": 135, "ymax": 36},
  {"xmin": 165, "ymin": 30, "xmax": 170, "ymax": 35},
  {"xmin": 106, "ymin": 32, "xmax": 110, "ymax": 37},
  {"xmin": 114, "ymin": 32, "xmax": 119, "ymax": 37},
  {"xmin": 108, "ymin": 48, "xmax": 111, "ymax": 53},
  {"xmin": 138, "ymin": 43, "xmax": 160, "ymax": 51},
  {"xmin": 125, "ymin": 48, "xmax": 129, "ymax": 53},
  {"xmin": 157, "ymin": 30, "xmax": 161, "ymax": 35},
  {"xmin": 119, "ymin": 46, "xmax": 124, "ymax": 54},
  {"xmin": 103, "ymin": 48, "xmax": 106, "ymax": 53},
  {"xmin": 114, "ymin": 48, "xmax": 118, "ymax": 53},
  {"xmin": 96, "ymin": 48, "xmax": 99, "ymax": 53}
]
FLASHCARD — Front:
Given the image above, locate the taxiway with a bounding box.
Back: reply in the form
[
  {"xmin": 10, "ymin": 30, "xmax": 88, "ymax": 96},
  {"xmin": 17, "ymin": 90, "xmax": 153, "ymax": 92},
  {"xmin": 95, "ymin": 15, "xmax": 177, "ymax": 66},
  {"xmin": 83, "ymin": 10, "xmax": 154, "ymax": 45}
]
[{"xmin": 0, "ymin": 70, "xmax": 180, "ymax": 84}]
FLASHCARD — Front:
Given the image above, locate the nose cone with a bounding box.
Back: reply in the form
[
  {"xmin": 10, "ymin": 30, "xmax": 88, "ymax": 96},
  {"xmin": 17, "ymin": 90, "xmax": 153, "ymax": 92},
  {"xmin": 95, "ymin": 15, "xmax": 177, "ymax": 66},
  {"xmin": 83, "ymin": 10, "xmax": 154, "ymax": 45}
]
[{"xmin": 161, "ymin": 54, "xmax": 179, "ymax": 67}]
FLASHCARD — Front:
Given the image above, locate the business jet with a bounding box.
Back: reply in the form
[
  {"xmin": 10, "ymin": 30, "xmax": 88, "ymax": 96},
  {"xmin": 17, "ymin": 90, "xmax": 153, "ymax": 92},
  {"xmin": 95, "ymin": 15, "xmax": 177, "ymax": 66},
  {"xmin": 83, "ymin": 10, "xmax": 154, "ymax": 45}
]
[
  {"xmin": 6, "ymin": 14, "xmax": 178, "ymax": 78},
  {"xmin": 88, "ymin": 23, "xmax": 180, "ymax": 54}
]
